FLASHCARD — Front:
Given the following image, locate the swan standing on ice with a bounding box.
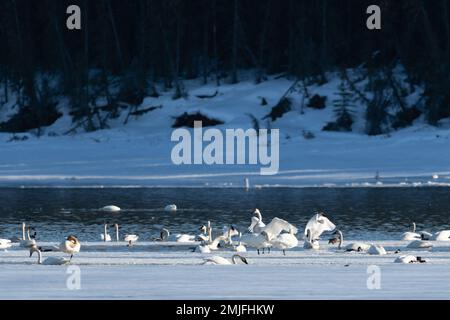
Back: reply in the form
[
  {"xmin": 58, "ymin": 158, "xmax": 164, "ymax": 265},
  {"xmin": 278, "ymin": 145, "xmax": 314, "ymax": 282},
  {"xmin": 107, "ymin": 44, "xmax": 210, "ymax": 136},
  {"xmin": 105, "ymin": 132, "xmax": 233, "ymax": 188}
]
[
  {"xmin": 20, "ymin": 224, "xmax": 36, "ymax": 248},
  {"xmin": 406, "ymin": 240, "xmax": 433, "ymax": 249},
  {"xmin": 203, "ymin": 254, "xmax": 248, "ymax": 265},
  {"xmin": 0, "ymin": 239, "xmax": 12, "ymax": 250},
  {"xmin": 30, "ymin": 245, "xmax": 70, "ymax": 265},
  {"xmin": 394, "ymin": 255, "xmax": 426, "ymax": 264},
  {"xmin": 101, "ymin": 205, "xmax": 121, "ymax": 212},
  {"xmin": 248, "ymin": 209, "xmax": 266, "ymax": 234},
  {"xmin": 164, "ymin": 204, "xmax": 177, "ymax": 212},
  {"xmin": 241, "ymin": 217, "xmax": 296, "ymax": 254},
  {"xmin": 100, "ymin": 224, "xmax": 111, "ymax": 242},
  {"xmin": 303, "ymin": 213, "xmax": 336, "ymax": 249},
  {"xmin": 194, "ymin": 235, "xmax": 229, "ymax": 252},
  {"xmin": 271, "ymin": 229, "xmax": 298, "ymax": 255},
  {"xmin": 59, "ymin": 235, "xmax": 81, "ymax": 261}
]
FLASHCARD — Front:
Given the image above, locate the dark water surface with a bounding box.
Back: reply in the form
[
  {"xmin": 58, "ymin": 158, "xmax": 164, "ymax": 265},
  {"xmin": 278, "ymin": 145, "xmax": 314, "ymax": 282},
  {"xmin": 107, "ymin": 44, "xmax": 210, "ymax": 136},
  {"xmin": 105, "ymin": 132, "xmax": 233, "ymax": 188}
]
[{"xmin": 0, "ymin": 187, "xmax": 449, "ymax": 241}]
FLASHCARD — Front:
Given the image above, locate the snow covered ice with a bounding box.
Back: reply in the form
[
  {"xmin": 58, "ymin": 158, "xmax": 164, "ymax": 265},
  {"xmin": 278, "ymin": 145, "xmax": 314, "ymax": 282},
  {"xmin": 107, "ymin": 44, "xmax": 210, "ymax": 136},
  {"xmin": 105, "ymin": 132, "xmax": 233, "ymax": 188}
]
[{"xmin": 2, "ymin": 240, "xmax": 450, "ymax": 299}]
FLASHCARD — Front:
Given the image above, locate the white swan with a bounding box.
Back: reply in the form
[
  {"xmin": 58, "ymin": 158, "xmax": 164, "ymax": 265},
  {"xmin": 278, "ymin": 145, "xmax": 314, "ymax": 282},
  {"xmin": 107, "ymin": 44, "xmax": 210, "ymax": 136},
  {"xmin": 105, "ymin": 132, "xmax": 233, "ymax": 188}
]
[
  {"xmin": 20, "ymin": 224, "xmax": 36, "ymax": 248},
  {"xmin": 303, "ymin": 229, "xmax": 320, "ymax": 250},
  {"xmin": 240, "ymin": 232, "xmax": 271, "ymax": 254},
  {"xmin": 164, "ymin": 204, "xmax": 177, "ymax": 212},
  {"xmin": 431, "ymin": 230, "xmax": 450, "ymax": 241},
  {"xmin": 248, "ymin": 209, "xmax": 266, "ymax": 233},
  {"xmin": 100, "ymin": 224, "xmax": 111, "ymax": 242},
  {"xmin": 407, "ymin": 240, "xmax": 433, "ymax": 249},
  {"xmin": 271, "ymin": 229, "xmax": 298, "ymax": 255},
  {"xmin": 30, "ymin": 245, "xmax": 70, "ymax": 265},
  {"xmin": 394, "ymin": 255, "xmax": 426, "ymax": 264},
  {"xmin": 194, "ymin": 244, "xmax": 212, "ymax": 253},
  {"xmin": 0, "ymin": 239, "xmax": 12, "ymax": 250},
  {"xmin": 101, "ymin": 205, "xmax": 121, "ymax": 212},
  {"xmin": 233, "ymin": 242, "xmax": 247, "ymax": 253},
  {"xmin": 59, "ymin": 235, "xmax": 81, "ymax": 260},
  {"xmin": 124, "ymin": 234, "xmax": 139, "ymax": 246},
  {"xmin": 368, "ymin": 244, "xmax": 387, "ymax": 255},
  {"xmin": 203, "ymin": 254, "xmax": 248, "ymax": 265},
  {"xmin": 114, "ymin": 223, "xmax": 120, "ymax": 242},
  {"xmin": 303, "ymin": 213, "xmax": 335, "ymax": 249},
  {"xmin": 156, "ymin": 228, "xmax": 196, "ymax": 242},
  {"xmin": 328, "ymin": 230, "xmax": 371, "ymax": 252},
  {"xmin": 304, "ymin": 213, "xmax": 336, "ymax": 239},
  {"xmin": 196, "ymin": 225, "xmax": 209, "ymax": 242},
  {"xmin": 401, "ymin": 222, "xmax": 421, "ymax": 241}
]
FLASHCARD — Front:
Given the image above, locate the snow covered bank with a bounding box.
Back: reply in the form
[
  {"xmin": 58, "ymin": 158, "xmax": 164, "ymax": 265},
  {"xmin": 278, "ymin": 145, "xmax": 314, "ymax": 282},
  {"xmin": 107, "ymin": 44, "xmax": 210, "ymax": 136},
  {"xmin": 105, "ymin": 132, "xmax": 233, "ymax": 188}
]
[{"xmin": 0, "ymin": 75, "xmax": 449, "ymax": 187}]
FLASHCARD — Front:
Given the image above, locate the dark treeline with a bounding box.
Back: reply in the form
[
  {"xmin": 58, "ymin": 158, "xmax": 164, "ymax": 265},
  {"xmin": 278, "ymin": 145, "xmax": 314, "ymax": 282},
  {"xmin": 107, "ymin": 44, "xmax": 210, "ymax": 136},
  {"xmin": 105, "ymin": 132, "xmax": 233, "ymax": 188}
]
[{"xmin": 0, "ymin": 0, "xmax": 449, "ymax": 134}]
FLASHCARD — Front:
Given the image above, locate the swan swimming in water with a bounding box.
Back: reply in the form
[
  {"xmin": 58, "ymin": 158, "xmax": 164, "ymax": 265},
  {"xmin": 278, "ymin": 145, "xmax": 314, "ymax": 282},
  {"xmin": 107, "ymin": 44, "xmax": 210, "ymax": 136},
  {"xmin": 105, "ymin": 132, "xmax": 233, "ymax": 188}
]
[
  {"xmin": 394, "ymin": 255, "xmax": 427, "ymax": 264},
  {"xmin": 124, "ymin": 234, "xmax": 139, "ymax": 246},
  {"xmin": 59, "ymin": 235, "xmax": 81, "ymax": 261},
  {"xmin": 203, "ymin": 254, "xmax": 248, "ymax": 265},
  {"xmin": 30, "ymin": 245, "xmax": 70, "ymax": 265},
  {"xmin": 101, "ymin": 205, "xmax": 121, "ymax": 212},
  {"xmin": 164, "ymin": 204, "xmax": 177, "ymax": 212},
  {"xmin": 100, "ymin": 224, "xmax": 111, "ymax": 242}
]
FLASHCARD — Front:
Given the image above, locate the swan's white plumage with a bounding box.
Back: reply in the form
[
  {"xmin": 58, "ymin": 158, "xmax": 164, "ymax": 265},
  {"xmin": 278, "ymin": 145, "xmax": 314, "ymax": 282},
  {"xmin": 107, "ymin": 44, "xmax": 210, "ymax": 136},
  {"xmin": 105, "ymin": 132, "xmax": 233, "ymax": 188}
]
[
  {"xmin": 395, "ymin": 255, "xmax": 420, "ymax": 264},
  {"xmin": 0, "ymin": 239, "xmax": 12, "ymax": 250},
  {"xmin": 261, "ymin": 217, "xmax": 297, "ymax": 241},
  {"xmin": 368, "ymin": 244, "xmax": 387, "ymax": 255},
  {"xmin": 345, "ymin": 242, "xmax": 371, "ymax": 252},
  {"xmin": 101, "ymin": 205, "xmax": 121, "ymax": 212},
  {"xmin": 407, "ymin": 240, "xmax": 433, "ymax": 249},
  {"xmin": 271, "ymin": 232, "xmax": 298, "ymax": 253},
  {"xmin": 304, "ymin": 214, "xmax": 336, "ymax": 241},
  {"xmin": 432, "ymin": 230, "xmax": 450, "ymax": 241},
  {"xmin": 42, "ymin": 256, "xmax": 70, "ymax": 265},
  {"xmin": 164, "ymin": 204, "xmax": 177, "ymax": 212}
]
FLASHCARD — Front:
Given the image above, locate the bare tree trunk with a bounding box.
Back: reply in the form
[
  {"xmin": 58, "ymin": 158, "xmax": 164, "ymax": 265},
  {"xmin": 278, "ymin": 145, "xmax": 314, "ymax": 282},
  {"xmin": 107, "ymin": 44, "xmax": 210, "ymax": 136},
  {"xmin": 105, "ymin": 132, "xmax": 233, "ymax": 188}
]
[
  {"xmin": 231, "ymin": 0, "xmax": 239, "ymax": 84},
  {"xmin": 106, "ymin": 1, "xmax": 124, "ymax": 70},
  {"xmin": 212, "ymin": 0, "xmax": 220, "ymax": 86}
]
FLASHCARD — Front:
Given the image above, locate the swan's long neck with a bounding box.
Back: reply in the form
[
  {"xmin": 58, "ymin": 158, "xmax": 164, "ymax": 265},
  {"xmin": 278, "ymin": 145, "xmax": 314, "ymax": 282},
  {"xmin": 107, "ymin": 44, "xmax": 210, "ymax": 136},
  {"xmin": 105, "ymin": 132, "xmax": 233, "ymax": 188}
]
[
  {"xmin": 36, "ymin": 249, "xmax": 42, "ymax": 264},
  {"xmin": 413, "ymin": 222, "xmax": 416, "ymax": 233},
  {"xmin": 22, "ymin": 223, "xmax": 26, "ymax": 240},
  {"xmin": 104, "ymin": 224, "xmax": 108, "ymax": 242},
  {"xmin": 338, "ymin": 230, "xmax": 343, "ymax": 249},
  {"xmin": 210, "ymin": 235, "xmax": 227, "ymax": 249},
  {"xmin": 115, "ymin": 224, "xmax": 119, "ymax": 242},
  {"xmin": 27, "ymin": 228, "xmax": 31, "ymax": 241},
  {"xmin": 254, "ymin": 211, "xmax": 263, "ymax": 222},
  {"xmin": 231, "ymin": 254, "xmax": 239, "ymax": 264},
  {"xmin": 207, "ymin": 221, "xmax": 212, "ymax": 243}
]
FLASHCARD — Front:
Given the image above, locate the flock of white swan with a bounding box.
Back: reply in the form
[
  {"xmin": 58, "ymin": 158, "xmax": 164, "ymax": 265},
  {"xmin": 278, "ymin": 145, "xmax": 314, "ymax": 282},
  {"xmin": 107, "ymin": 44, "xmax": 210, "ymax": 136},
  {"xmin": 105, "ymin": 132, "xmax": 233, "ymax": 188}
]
[{"xmin": 1, "ymin": 206, "xmax": 449, "ymax": 266}]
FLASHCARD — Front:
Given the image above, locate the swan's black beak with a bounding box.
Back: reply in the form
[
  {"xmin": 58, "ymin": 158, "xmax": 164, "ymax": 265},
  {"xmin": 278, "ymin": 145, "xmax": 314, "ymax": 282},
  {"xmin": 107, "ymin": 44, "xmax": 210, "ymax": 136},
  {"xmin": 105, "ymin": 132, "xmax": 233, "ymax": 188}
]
[{"xmin": 242, "ymin": 258, "xmax": 248, "ymax": 264}]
